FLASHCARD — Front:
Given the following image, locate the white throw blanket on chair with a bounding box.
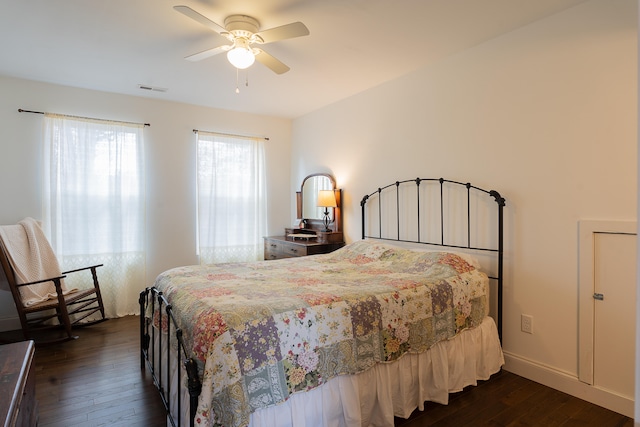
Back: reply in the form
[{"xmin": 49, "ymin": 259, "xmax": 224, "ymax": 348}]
[{"xmin": 0, "ymin": 217, "xmax": 75, "ymax": 306}]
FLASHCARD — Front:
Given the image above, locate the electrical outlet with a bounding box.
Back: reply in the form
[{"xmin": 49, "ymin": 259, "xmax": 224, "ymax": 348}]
[{"xmin": 521, "ymin": 314, "xmax": 533, "ymax": 334}]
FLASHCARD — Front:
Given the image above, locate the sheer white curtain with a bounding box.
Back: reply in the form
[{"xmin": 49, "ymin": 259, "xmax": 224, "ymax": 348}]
[
  {"xmin": 196, "ymin": 132, "xmax": 267, "ymax": 264},
  {"xmin": 43, "ymin": 114, "xmax": 146, "ymax": 318}
]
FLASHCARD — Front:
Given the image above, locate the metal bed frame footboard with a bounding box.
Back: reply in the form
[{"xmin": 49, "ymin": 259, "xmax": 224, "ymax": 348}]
[
  {"xmin": 361, "ymin": 177, "xmax": 505, "ymax": 342},
  {"xmin": 139, "ymin": 287, "xmax": 202, "ymax": 427}
]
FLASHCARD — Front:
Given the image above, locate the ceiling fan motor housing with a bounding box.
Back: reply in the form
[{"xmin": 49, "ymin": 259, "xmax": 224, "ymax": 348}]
[{"xmin": 224, "ymin": 15, "xmax": 260, "ymax": 39}]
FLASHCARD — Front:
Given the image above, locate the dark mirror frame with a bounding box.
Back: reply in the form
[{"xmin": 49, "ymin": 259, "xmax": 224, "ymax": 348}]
[{"xmin": 296, "ymin": 173, "xmax": 342, "ymax": 233}]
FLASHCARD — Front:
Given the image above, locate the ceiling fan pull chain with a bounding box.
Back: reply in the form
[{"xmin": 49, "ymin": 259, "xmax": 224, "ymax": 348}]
[
  {"xmin": 235, "ymin": 68, "xmax": 240, "ymax": 94},
  {"xmin": 246, "ymin": 70, "xmax": 249, "ymax": 88}
]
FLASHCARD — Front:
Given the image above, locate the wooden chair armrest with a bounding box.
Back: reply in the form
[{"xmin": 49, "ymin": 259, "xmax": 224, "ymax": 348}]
[
  {"xmin": 62, "ymin": 264, "xmax": 104, "ymax": 275},
  {"xmin": 16, "ymin": 275, "xmax": 67, "ymax": 288}
]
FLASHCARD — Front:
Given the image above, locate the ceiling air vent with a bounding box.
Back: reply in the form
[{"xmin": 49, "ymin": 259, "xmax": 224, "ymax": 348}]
[{"xmin": 138, "ymin": 84, "xmax": 168, "ymax": 93}]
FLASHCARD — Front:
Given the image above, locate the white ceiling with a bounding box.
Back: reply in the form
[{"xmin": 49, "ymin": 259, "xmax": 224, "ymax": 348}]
[{"xmin": 0, "ymin": 0, "xmax": 590, "ymax": 119}]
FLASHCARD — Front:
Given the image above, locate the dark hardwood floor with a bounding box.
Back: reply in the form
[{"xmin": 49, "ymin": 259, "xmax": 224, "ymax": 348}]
[
  {"xmin": 394, "ymin": 371, "xmax": 633, "ymax": 427},
  {"xmin": 1, "ymin": 316, "xmax": 632, "ymax": 426},
  {"xmin": 30, "ymin": 316, "xmax": 166, "ymax": 427}
]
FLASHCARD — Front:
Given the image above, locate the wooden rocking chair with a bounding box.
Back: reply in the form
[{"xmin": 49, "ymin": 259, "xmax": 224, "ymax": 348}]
[{"xmin": 0, "ymin": 218, "xmax": 107, "ymax": 344}]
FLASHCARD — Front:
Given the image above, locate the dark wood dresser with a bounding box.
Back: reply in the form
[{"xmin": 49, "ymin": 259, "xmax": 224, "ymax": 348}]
[
  {"xmin": 264, "ymin": 231, "xmax": 345, "ymax": 260},
  {"xmin": 0, "ymin": 340, "xmax": 37, "ymax": 427},
  {"xmin": 272, "ymin": 172, "xmax": 345, "ymax": 260}
]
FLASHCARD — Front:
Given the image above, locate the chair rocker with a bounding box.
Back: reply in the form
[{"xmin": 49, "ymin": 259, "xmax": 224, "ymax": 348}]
[{"xmin": 0, "ymin": 220, "xmax": 107, "ymax": 344}]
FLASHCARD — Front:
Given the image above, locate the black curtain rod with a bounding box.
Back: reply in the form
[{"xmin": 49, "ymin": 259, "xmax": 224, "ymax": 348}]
[
  {"xmin": 192, "ymin": 128, "xmax": 269, "ymax": 141},
  {"xmin": 18, "ymin": 109, "xmax": 150, "ymax": 127}
]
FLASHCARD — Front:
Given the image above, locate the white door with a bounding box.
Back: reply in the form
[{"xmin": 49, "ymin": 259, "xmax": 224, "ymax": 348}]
[
  {"xmin": 592, "ymin": 231, "xmax": 636, "ymax": 398},
  {"xmin": 578, "ymin": 220, "xmax": 636, "ymax": 417}
]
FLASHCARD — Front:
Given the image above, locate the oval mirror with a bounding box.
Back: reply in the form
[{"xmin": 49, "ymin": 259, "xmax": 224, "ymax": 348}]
[{"xmin": 299, "ymin": 173, "xmax": 336, "ymax": 220}]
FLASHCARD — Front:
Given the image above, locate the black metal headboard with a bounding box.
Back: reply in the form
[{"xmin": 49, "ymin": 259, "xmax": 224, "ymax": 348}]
[{"xmin": 360, "ymin": 177, "xmax": 505, "ymax": 342}]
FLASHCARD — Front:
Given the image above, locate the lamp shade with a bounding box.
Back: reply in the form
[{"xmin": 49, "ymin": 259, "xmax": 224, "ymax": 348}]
[
  {"xmin": 317, "ymin": 190, "xmax": 337, "ymax": 208},
  {"xmin": 227, "ymin": 47, "xmax": 256, "ymax": 69}
]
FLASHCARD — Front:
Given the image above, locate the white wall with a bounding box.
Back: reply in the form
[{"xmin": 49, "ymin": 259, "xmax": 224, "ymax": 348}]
[
  {"xmin": 0, "ymin": 0, "xmax": 635, "ymax": 415},
  {"xmin": 0, "ymin": 76, "xmax": 293, "ymax": 328},
  {"xmin": 292, "ymin": 0, "xmax": 637, "ymax": 414}
]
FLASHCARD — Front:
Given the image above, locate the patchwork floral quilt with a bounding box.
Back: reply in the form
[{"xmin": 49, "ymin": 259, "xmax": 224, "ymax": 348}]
[{"xmin": 152, "ymin": 240, "xmax": 489, "ymax": 427}]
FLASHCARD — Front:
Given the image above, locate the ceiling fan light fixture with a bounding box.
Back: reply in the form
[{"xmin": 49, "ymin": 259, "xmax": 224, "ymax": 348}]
[{"xmin": 227, "ymin": 46, "xmax": 255, "ymax": 69}]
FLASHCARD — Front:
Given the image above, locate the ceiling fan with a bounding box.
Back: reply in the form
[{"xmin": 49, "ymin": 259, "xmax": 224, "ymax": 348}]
[{"xmin": 174, "ymin": 5, "xmax": 309, "ymax": 75}]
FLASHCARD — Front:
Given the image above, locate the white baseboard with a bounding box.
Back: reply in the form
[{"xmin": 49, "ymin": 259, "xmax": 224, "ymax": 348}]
[
  {"xmin": 0, "ymin": 315, "xmax": 21, "ymax": 332},
  {"xmin": 503, "ymin": 351, "xmax": 634, "ymax": 418}
]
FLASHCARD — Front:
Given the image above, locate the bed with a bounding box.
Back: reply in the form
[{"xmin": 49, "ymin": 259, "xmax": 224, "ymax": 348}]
[{"xmin": 140, "ymin": 177, "xmax": 506, "ymax": 427}]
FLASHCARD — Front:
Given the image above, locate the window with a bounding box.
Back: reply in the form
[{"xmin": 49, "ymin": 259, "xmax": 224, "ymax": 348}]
[
  {"xmin": 43, "ymin": 114, "xmax": 145, "ymax": 317},
  {"xmin": 196, "ymin": 132, "xmax": 267, "ymax": 263}
]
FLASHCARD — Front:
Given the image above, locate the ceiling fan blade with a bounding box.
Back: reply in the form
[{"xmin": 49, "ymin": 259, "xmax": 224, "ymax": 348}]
[
  {"xmin": 256, "ymin": 22, "xmax": 309, "ymax": 44},
  {"xmin": 174, "ymin": 5, "xmax": 228, "ymax": 35},
  {"xmin": 254, "ymin": 49, "xmax": 290, "ymax": 74},
  {"xmin": 185, "ymin": 45, "xmax": 231, "ymax": 62}
]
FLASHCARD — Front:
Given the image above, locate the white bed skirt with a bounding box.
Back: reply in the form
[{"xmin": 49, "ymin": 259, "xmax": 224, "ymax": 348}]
[{"xmin": 161, "ymin": 316, "xmax": 503, "ymax": 427}]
